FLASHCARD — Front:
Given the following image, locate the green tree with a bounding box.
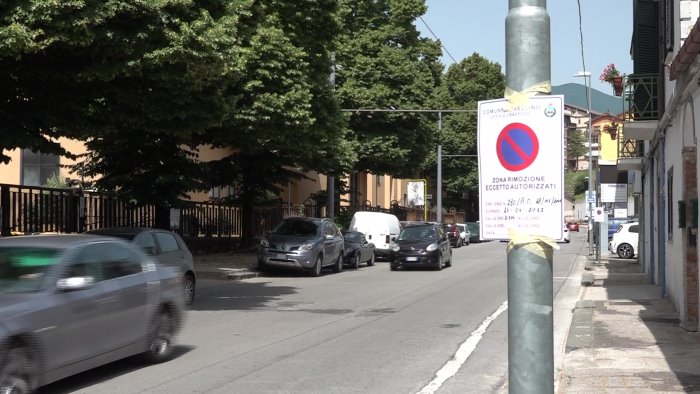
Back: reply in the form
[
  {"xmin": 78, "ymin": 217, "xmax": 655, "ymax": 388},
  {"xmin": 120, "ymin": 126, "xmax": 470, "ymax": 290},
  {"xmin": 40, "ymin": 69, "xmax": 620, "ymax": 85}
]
[
  {"xmin": 204, "ymin": 0, "xmax": 353, "ymax": 247},
  {"xmin": 567, "ymin": 128, "xmax": 587, "ymax": 169},
  {"xmin": 335, "ymin": 0, "xmax": 442, "ymax": 179},
  {"xmin": 425, "ymin": 53, "xmax": 505, "ymax": 218},
  {"xmin": 0, "ymin": 0, "xmax": 245, "ymax": 222}
]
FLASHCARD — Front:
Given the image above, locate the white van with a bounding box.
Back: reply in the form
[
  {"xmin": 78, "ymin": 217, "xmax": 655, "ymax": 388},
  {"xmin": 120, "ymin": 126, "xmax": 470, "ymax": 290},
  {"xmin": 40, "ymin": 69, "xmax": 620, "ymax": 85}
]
[{"xmin": 349, "ymin": 211, "xmax": 401, "ymax": 261}]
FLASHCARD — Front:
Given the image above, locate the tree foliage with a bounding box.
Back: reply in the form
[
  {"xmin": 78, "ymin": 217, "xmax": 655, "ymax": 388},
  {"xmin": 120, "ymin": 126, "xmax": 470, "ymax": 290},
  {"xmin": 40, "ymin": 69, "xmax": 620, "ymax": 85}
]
[
  {"xmin": 1, "ymin": 0, "xmax": 245, "ymax": 209},
  {"xmin": 335, "ymin": 0, "xmax": 442, "ymax": 178},
  {"xmin": 424, "ymin": 53, "xmax": 505, "ymax": 215}
]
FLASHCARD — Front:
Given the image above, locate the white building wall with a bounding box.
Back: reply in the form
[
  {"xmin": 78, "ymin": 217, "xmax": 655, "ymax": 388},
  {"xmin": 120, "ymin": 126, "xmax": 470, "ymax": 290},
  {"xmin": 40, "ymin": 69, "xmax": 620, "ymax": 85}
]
[{"xmin": 664, "ymin": 117, "xmax": 685, "ymax": 319}]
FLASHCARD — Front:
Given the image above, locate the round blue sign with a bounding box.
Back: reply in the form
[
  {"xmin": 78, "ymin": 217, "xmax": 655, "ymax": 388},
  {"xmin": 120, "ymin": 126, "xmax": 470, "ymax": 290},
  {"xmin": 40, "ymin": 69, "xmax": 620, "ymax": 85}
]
[{"xmin": 496, "ymin": 122, "xmax": 539, "ymax": 171}]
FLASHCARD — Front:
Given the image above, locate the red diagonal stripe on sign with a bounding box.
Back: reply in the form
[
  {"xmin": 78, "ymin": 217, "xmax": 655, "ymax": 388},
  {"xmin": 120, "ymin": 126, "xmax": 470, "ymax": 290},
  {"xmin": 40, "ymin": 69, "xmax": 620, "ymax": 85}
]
[{"xmin": 503, "ymin": 132, "xmax": 530, "ymax": 161}]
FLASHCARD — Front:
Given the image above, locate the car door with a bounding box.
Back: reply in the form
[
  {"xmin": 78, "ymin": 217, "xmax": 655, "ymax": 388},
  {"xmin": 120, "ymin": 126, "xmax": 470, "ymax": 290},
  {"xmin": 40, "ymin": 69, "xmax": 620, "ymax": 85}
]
[
  {"xmin": 437, "ymin": 226, "xmax": 450, "ymax": 263},
  {"xmin": 100, "ymin": 242, "xmax": 149, "ymax": 348},
  {"xmin": 153, "ymin": 231, "xmax": 186, "ymax": 272},
  {"xmin": 322, "ymin": 222, "xmax": 336, "ymax": 265},
  {"xmin": 41, "ymin": 245, "xmax": 115, "ymax": 369}
]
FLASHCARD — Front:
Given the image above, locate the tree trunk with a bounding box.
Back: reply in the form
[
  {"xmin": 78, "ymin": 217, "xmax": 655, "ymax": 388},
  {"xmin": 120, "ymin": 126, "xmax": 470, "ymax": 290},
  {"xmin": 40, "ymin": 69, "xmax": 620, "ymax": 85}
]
[{"xmin": 239, "ymin": 200, "xmax": 255, "ymax": 250}]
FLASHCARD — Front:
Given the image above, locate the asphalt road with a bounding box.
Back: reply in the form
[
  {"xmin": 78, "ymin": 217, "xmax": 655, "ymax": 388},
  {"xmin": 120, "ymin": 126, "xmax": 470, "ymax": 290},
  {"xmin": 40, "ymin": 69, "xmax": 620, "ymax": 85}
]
[{"xmin": 42, "ymin": 231, "xmax": 587, "ymax": 393}]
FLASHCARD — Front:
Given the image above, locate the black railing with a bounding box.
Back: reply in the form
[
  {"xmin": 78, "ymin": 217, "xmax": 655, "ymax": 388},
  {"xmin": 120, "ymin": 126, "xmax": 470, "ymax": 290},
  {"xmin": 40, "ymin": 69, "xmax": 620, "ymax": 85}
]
[
  {"xmin": 618, "ymin": 137, "xmax": 645, "ymax": 159},
  {"xmin": 624, "ymin": 73, "xmax": 659, "ymax": 121},
  {"xmin": 0, "ymin": 183, "xmax": 242, "ymax": 238}
]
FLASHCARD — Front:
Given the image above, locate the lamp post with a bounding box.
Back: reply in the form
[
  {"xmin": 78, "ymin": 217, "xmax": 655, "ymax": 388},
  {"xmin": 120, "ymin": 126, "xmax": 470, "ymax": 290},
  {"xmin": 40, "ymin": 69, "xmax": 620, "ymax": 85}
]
[{"xmin": 574, "ymin": 71, "xmax": 594, "ymax": 257}]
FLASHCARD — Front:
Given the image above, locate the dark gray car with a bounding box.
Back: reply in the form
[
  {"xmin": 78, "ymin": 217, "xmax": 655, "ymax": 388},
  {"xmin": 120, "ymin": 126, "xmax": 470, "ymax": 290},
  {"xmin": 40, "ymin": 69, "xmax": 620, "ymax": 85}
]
[
  {"xmin": 0, "ymin": 234, "xmax": 185, "ymax": 393},
  {"xmin": 390, "ymin": 223, "xmax": 452, "ymax": 271},
  {"xmin": 258, "ymin": 217, "xmax": 344, "ymax": 276},
  {"xmin": 85, "ymin": 228, "xmax": 196, "ymax": 305}
]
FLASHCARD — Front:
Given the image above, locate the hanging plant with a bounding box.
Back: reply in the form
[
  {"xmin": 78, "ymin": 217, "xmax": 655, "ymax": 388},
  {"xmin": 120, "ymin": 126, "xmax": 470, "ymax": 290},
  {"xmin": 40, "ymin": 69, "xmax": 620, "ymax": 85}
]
[
  {"xmin": 603, "ymin": 122, "xmax": 619, "ymax": 140},
  {"xmin": 600, "ymin": 64, "xmax": 624, "ymax": 96}
]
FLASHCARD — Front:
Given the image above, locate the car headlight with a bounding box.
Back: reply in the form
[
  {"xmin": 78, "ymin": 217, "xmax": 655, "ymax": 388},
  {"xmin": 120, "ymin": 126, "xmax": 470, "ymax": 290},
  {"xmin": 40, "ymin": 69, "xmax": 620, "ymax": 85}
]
[
  {"xmin": 426, "ymin": 243, "xmax": 438, "ymax": 252},
  {"xmin": 299, "ymin": 243, "xmax": 314, "ymax": 251},
  {"xmin": 391, "ymin": 243, "xmax": 400, "ymax": 252},
  {"xmin": 260, "ymin": 239, "xmax": 269, "ymax": 248}
]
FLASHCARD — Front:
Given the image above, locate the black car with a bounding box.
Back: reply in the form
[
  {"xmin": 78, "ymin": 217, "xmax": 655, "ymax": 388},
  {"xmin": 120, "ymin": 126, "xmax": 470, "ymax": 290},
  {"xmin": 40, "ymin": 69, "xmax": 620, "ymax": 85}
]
[
  {"xmin": 390, "ymin": 223, "xmax": 452, "ymax": 271},
  {"xmin": 341, "ymin": 230, "xmax": 376, "ymax": 269},
  {"xmin": 442, "ymin": 223, "xmax": 461, "ymax": 248}
]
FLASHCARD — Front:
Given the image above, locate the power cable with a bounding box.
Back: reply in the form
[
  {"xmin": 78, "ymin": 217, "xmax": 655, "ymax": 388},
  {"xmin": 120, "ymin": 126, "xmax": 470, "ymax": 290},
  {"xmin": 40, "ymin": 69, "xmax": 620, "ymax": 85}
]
[{"xmin": 418, "ymin": 15, "xmax": 459, "ymax": 65}]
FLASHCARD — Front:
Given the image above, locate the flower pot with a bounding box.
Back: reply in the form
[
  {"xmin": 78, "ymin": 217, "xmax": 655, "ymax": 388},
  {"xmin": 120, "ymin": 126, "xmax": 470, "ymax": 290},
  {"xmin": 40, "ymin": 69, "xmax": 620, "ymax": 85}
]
[
  {"xmin": 612, "ymin": 76, "xmax": 623, "ymax": 96},
  {"xmin": 609, "ymin": 130, "xmax": 617, "ymax": 139}
]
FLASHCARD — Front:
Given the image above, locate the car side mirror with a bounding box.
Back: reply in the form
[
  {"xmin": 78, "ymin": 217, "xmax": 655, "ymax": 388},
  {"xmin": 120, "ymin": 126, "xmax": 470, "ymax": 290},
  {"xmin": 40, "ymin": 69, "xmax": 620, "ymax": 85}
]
[{"xmin": 57, "ymin": 276, "xmax": 95, "ymax": 291}]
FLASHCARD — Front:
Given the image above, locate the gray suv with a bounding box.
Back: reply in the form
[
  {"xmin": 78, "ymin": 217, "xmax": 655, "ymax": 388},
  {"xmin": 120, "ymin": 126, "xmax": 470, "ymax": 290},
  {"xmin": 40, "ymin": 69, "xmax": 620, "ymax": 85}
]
[{"xmin": 258, "ymin": 217, "xmax": 344, "ymax": 276}]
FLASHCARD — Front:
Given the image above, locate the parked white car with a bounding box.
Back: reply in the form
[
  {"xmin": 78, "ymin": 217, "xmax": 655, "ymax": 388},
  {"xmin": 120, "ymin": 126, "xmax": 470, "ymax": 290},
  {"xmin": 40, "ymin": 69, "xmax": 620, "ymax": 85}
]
[{"xmin": 609, "ymin": 222, "xmax": 639, "ymax": 259}]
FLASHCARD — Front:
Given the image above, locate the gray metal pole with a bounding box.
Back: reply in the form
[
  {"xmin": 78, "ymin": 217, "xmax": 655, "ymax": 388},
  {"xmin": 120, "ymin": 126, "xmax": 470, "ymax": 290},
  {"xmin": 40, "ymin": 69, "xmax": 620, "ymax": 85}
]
[
  {"xmin": 327, "ymin": 53, "xmax": 336, "ymax": 220},
  {"xmin": 505, "ymin": 1, "xmax": 554, "ymax": 393},
  {"xmin": 587, "ymin": 74, "xmax": 594, "ymax": 257},
  {"xmin": 437, "ymin": 112, "xmax": 443, "ymax": 223}
]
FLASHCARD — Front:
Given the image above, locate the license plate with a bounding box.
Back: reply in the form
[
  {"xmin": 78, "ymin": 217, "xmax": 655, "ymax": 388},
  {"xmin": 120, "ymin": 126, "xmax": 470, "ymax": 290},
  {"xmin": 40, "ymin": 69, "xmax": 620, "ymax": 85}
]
[
  {"xmin": 276, "ymin": 253, "xmax": 287, "ymax": 259},
  {"xmin": 406, "ymin": 256, "xmax": 418, "ymax": 262}
]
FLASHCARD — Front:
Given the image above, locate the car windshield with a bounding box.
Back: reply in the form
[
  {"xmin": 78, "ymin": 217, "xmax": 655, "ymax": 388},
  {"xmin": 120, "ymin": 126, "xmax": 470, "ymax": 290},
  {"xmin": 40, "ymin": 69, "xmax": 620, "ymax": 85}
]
[
  {"xmin": 343, "ymin": 232, "xmax": 363, "ymax": 243},
  {"xmin": 399, "ymin": 226, "xmax": 437, "ymax": 241},
  {"xmin": 273, "ymin": 220, "xmax": 320, "ymax": 236},
  {"xmin": 0, "ymin": 247, "xmax": 62, "ymax": 293},
  {"xmin": 456, "ymin": 225, "xmax": 466, "ymax": 232}
]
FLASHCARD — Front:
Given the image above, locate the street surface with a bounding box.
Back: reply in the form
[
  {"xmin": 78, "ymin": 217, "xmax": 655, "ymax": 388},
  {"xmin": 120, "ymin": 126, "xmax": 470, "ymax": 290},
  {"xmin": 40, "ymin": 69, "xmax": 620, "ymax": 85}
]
[{"xmin": 42, "ymin": 231, "xmax": 586, "ymax": 393}]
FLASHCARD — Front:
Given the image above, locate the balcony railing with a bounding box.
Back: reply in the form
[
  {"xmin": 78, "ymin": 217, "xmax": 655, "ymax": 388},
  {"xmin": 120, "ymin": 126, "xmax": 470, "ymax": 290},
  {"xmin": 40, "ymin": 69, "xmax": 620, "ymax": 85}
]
[
  {"xmin": 618, "ymin": 137, "xmax": 644, "ymax": 159},
  {"xmin": 623, "ymin": 73, "xmax": 659, "ymax": 121}
]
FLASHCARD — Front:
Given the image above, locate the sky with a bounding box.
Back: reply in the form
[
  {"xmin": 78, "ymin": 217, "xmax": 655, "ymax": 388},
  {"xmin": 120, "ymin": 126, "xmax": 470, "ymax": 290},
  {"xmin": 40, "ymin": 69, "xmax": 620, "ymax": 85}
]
[{"xmin": 417, "ymin": 0, "xmax": 633, "ymax": 95}]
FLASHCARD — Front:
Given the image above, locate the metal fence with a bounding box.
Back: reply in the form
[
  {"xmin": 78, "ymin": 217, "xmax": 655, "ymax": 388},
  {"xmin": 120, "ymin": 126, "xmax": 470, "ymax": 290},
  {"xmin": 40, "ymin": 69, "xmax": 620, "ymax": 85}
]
[{"xmin": 0, "ymin": 183, "xmax": 463, "ymax": 240}]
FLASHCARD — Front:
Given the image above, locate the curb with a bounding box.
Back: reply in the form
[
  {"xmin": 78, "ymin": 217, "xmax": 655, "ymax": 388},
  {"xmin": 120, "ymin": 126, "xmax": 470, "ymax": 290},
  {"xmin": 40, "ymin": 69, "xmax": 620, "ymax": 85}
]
[{"xmin": 197, "ymin": 268, "xmax": 261, "ymax": 281}]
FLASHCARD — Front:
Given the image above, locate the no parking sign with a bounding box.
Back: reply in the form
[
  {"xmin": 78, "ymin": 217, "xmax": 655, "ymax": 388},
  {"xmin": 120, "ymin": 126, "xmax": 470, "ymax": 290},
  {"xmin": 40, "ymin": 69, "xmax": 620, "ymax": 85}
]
[{"xmin": 477, "ymin": 96, "xmax": 564, "ymax": 241}]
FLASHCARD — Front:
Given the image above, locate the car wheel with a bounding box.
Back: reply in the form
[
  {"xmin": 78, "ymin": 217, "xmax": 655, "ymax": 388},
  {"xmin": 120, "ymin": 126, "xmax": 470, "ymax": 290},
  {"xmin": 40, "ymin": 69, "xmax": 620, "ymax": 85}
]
[
  {"xmin": 352, "ymin": 254, "xmax": 361, "ymax": 269},
  {"xmin": 617, "ymin": 243, "xmax": 635, "ymax": 259},
  {"xmin": 390, "ymin": 264, "xmax": 398, "ymax": 271},
  {"xmin": 435, "ymin": 255, "xmax": 443, "ymax": 271},
  {"xmin": 333, "ymin": 253, "xmax": 344, "ymax": 273},
  {"xmin": 367, "ymin": 253, "xmax": 375, "ymax": 266},
  {"xmin": 257, "ymin": 259, "xmax": 268, "ymax": 272},
  {"xmin": 445, "ymin": 253, "xmax": 452, "ymax": 268},
  {"xmin": 142, "ymin": 309, "xmax": 174, "ymax": 363},
  {"xmin": 183, "ymin": 273, "xmax": 195, "ymax": 306},
  {"xmin": 310, "ymin": 255, "xmax": 323, "ymax": 277},
  {"xmin": 565, "ymin": 238, "xmax": 570, "ymax": 244},
  {"xmin": 0, "ymin": 346, "xmax": 34, "ymax": 394}
]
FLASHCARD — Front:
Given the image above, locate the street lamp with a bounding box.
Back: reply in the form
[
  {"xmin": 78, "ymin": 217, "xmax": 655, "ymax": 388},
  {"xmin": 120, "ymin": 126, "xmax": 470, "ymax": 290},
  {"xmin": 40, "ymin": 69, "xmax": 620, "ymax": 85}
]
[{"xmin": 574, "ymin": 71, "xmax": 594, "ymax": 256}]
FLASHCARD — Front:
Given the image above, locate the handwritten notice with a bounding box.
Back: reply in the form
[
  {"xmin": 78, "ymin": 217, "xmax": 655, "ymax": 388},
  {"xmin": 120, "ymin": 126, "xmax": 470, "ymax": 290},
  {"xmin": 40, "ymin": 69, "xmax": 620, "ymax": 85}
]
[{"xmin": 477, "ymin": 96, "xmax": 565, "ymax": 240}]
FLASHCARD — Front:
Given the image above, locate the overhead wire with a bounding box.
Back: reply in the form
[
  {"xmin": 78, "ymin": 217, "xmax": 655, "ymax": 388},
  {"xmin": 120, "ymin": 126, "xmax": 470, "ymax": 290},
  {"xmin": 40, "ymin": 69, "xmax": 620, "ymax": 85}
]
[{"xmin": 418, "ymin": 15, "xmax": 459, "ymax": 65}]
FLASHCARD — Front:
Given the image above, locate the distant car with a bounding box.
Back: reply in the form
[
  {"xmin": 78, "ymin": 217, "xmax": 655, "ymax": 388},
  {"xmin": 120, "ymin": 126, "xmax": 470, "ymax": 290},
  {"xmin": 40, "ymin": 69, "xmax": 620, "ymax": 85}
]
[
  {"xmin": 442, "ymin": 223, "xmax": 463, "ymax": 248},
  {"xmin": 609, "ymin": 222, "xmax": 639, "ymax": 259},
  {"xmin": 0, "ymin": 234, "xmax": 185, "ymax": 393},
  {"xmin": 390, "ymin": 223, "xmax": 452, "ymax": 271},
  {"xmin": 258, "ymin": 217, "xmax": 344, "ymax": 276},
  {"xmin": 456, "ymin": 223, "xmax": 471, "ymax": 246},
  {"xmin": 341, "ymin": 230, "xmax": 375, "ymax": 268},
  {"xmin": 566, "ymin": 222, "xmax": 580, "ymax": 232},
  {"xmin": 466, "ymin": 222, "xmax": 481, "ymax": 243},
  {"xmin": 85, "ymin": 227, "xmax": 197, "ymax": 305}
]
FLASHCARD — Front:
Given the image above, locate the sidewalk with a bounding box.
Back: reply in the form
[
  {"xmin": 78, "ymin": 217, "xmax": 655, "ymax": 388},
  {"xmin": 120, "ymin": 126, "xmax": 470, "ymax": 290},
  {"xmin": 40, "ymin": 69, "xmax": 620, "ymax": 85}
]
[
  {"xmin": 558, "ymin": 255, "xmax": 700, "ymax": 393},
  {"xmin": 193, "ymin": 252, "xmax": 261, "ymax": 280}
]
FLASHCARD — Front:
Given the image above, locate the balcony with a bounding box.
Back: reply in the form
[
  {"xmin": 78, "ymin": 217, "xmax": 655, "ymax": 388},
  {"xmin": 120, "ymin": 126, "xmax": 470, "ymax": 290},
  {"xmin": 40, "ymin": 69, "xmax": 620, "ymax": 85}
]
[
  {"xmin": 622, "ymin": 73, "xmax": 659, "ymax": 141},
  {"xmin": 617, "ymin": 137, "xmax": 644, "ymax": 171}
]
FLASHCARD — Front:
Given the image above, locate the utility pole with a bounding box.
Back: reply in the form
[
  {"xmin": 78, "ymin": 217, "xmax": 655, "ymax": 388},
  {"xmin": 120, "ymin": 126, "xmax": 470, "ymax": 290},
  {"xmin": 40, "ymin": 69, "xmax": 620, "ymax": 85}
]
[
  {"xmin": 505, "ymin": 1, "xmax": 554, "ymax": 393},
  {"xmin": 327, "ymin": 54, "xmax": 336, "ymax": 220}
]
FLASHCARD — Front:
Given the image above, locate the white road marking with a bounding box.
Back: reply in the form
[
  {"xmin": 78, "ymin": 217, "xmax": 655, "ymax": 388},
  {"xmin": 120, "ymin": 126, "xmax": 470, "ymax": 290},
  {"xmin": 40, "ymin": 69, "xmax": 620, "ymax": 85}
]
[{"xmin": 417, "ymin": 300, "xmax": 509, "ymax": 394}]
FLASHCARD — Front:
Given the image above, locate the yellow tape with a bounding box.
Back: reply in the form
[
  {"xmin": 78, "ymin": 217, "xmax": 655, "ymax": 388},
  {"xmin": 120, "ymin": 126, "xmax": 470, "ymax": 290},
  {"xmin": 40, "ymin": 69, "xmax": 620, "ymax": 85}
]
[
  {"xmin": 506, "ymin": 227, "xmax": 559, "ymax": 259},
  {"xmin": 504, "ymin": 80, "xmax": 552, "ymax": 107}
]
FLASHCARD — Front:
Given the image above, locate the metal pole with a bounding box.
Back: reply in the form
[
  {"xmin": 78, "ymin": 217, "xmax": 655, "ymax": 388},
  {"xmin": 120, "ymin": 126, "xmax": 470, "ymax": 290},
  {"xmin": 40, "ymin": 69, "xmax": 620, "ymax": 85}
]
[
  {"xmin": 586, "ymin": 74, "xmax": 594, "ymax": 257},
  {"xmin": 437, "ymin": 112, "xmax": 443, "ymax": 223},
  {"xmin": 327, "ymin": 53, "xmax": 336, "ymax": 220},
  {"xmin": 506, "ymin": 1, "xmax": 553, "ymax": 393}
]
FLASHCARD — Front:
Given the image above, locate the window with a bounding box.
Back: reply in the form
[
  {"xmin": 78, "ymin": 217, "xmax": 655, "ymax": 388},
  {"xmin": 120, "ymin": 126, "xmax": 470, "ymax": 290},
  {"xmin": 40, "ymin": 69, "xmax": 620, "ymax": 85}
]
[
  {"xmin": 134, "ymin": 233, "xmax": 157, "ymax": 255},
  {"xmin": 21, "ymin": 149, "xmax": 60, "ymax": 187},
  {"xmin": 154, "ymin": 232, "xmax": 179, "ymax": 253},
  {"xmin": 101, "ymin": 243, "xmax": 143, "ymax": 279}
]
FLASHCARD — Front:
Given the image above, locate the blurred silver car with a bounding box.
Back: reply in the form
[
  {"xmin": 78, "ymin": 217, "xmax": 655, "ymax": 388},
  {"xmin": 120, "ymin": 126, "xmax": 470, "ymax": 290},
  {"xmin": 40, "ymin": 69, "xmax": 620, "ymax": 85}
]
[
  {"xmin": 85, "ymin": 227, "xmax": 197, "ymax": 305},
  {"xmin": 0, "ymin": 234, "xmax": 185, "ymax": 393},
  {"xmin": 258, "ymin": 217, "xmax": 344, "ymax": 276}
]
